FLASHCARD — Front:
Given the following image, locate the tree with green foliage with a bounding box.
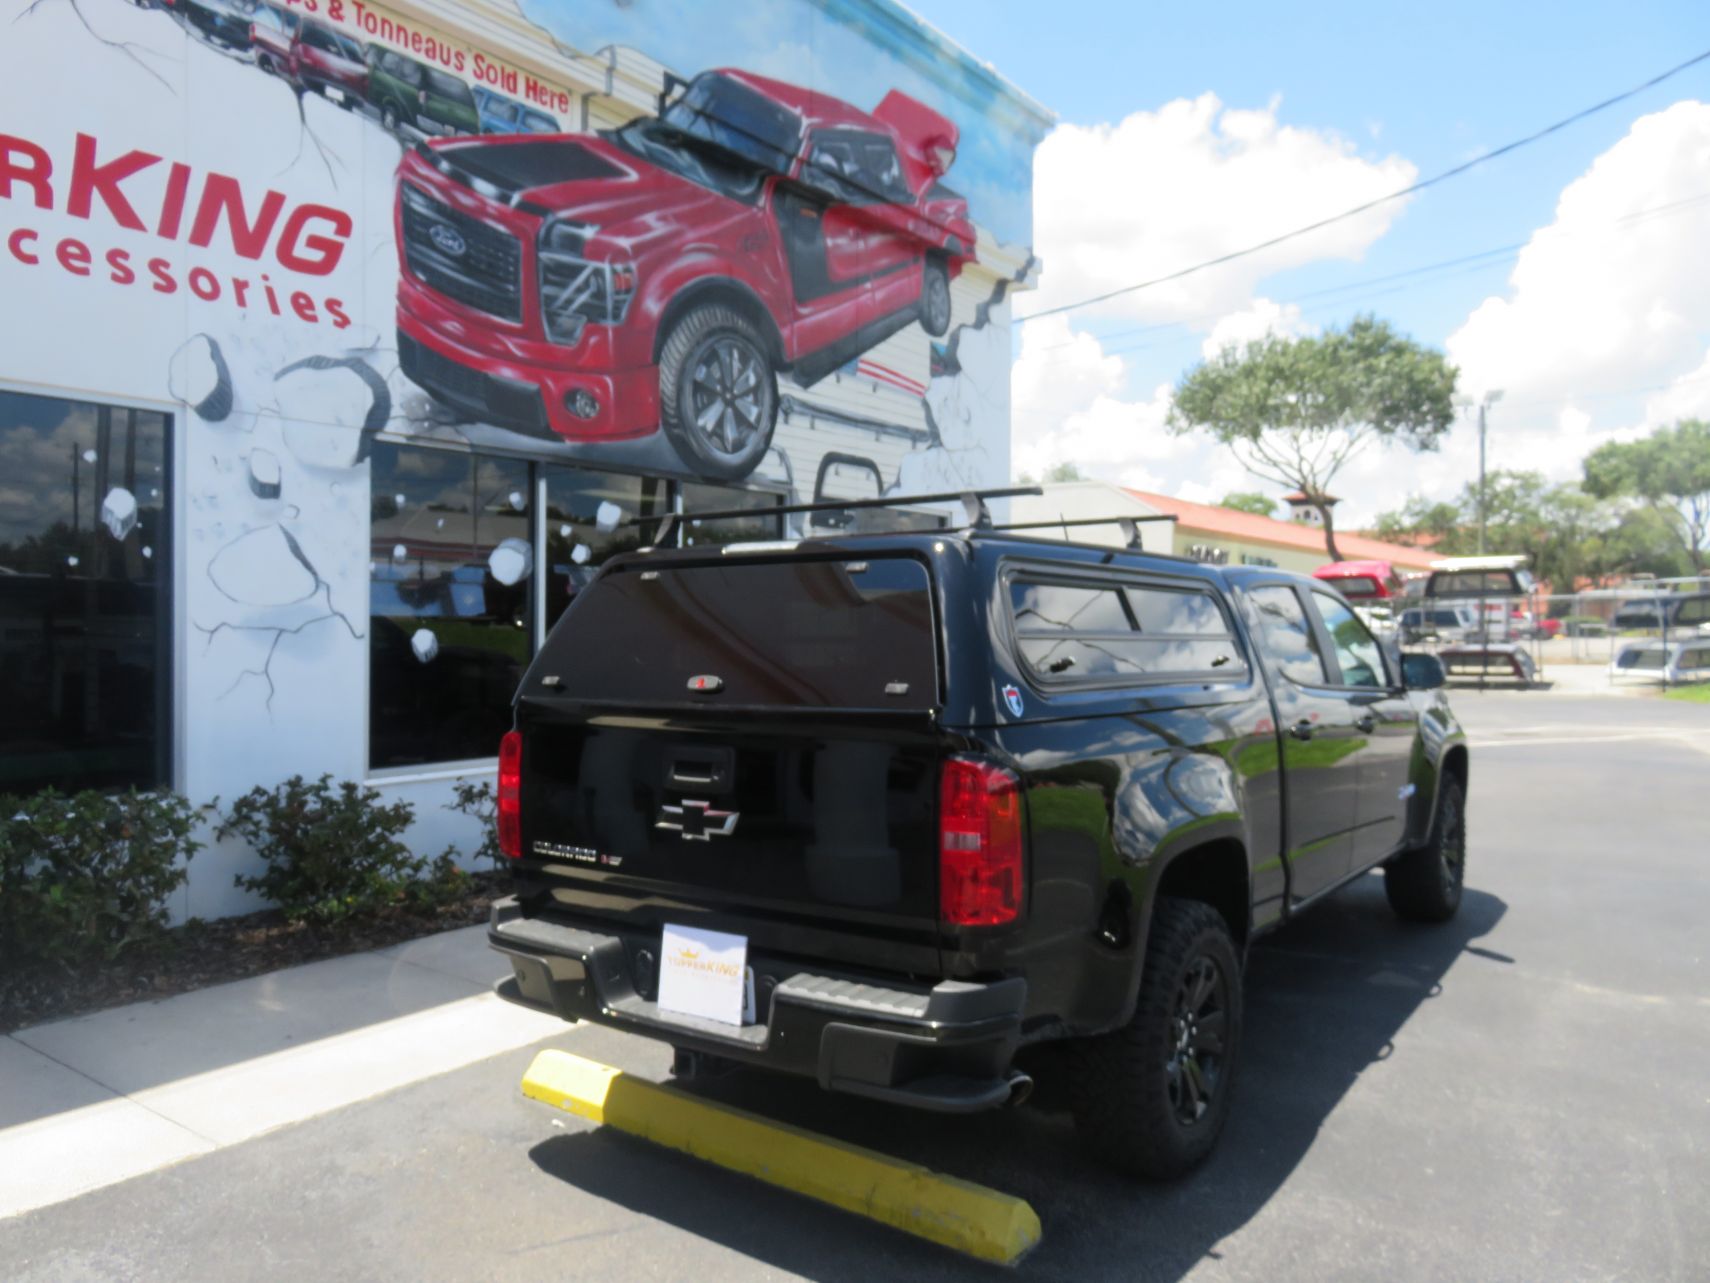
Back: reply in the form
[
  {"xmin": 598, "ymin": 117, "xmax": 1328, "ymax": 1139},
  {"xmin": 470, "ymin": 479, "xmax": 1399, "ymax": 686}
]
[
  {"xmin": 1374, "ymin": 497, "xmax": 1461, "ymax": 547},
  {"xmin": 1168, "ymin": 315, "xmax": 1458, "ymax": 562},
  {"xmin": 1217, "ymin": 491, "xmax": 1277, "ymax": 518},
  {"xmin": 1582, "ymin": 419, "xmax": 1710, "ymax": 572},
  {"xmin": 1375, "ymin": 468, "xmax": 1692, "ymax": 588},
  {"xmin": 1017, "ymin": 460, "xmax": 1086, "ymax": 485}
]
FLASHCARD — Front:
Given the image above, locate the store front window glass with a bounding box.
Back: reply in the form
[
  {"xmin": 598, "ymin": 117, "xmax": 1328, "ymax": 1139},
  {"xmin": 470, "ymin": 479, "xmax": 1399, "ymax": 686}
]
[
  {"xmin": 680, "ymin": 482, "xmax": 784, "ymax": 547},
  {"xmin": 369, "ymin": 444, "xmax": 531, "ymax": 769},
  {"xmin": 543, "ymin": 467, "xmax": 667, "ymax": 630},
  {"xmin": 0, "ymin": 391, "xmax": 171, "ymax": 793}
]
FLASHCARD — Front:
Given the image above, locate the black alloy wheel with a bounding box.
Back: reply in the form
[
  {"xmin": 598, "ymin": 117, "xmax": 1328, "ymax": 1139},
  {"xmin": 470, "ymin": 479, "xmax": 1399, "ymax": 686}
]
[
  {"xmin": 920, "ymin": 259, "xmax": 952, "ymax": 336},
  {"xmin": 1384, "ymin": 775, "xmax": 1467, "ymax": 922},
  {"xmin": 688, "ymin": 336, "xmax": 768, "ymax": 457},
  {"xmin": 1067, "ymin": 896, "xmax": 1244, "ymax": 1180},
  {"xmin": 657, "ymin": 302, "xmax": 778, "ymax": 481},
  {"xmin": 1166, "ymin": 954, "xmax": 1229, "ymax": 1127}
]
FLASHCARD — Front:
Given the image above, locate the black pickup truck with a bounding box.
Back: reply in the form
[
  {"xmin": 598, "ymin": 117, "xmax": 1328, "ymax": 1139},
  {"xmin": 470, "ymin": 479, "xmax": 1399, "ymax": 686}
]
[{"xmin": 489, "ymin": 517, "xmax": 1468, "ymax": 1178}]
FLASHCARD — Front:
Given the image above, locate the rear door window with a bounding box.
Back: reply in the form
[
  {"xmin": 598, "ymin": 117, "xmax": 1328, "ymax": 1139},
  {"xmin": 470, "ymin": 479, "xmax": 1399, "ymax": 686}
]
[
  {"xmin": 537, "ymin": 557, "xmax": 936, "ymax": 709},
  {"xmin": 1009, "ymin": 575, "xmax": 1244, "ymax": 685},
  {"xmin": 1246, "ymin": 585, "xmax": 1330, "ymax": 686}
]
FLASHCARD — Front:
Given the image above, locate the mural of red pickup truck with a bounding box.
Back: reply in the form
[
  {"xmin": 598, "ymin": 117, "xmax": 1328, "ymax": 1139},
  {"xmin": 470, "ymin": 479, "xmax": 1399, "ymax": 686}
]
[{"xmin": 394, "ymin": 68, "xmax": 976, "ymax": 479}]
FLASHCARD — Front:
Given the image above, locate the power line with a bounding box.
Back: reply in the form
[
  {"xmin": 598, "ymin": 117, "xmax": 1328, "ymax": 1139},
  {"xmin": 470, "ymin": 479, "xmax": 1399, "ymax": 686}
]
[
  {"xmin": 1020, "ymin": 47, "xmax": 1710, "ymax": 324},
  {"xmin": 1025, "ymin": 188, "xmax": 1710, "ymax": 367}
]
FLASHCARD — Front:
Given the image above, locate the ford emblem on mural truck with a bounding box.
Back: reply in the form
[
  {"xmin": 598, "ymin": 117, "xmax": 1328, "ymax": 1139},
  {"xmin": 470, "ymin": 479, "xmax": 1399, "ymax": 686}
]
[{"xmin": 0, "ymin": 0, "xmax": 1048, "ymax": 918}]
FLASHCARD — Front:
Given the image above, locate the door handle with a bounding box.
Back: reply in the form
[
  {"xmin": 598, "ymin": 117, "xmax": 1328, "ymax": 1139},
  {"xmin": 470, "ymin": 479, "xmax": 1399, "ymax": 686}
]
[
  {"xmin": 1289, "ymin": 719, "xmax": 1315, "ymax": 741},
  {"xmin": 1355, "ymin": 714, "xmax": 1377, "ymax": 733}
]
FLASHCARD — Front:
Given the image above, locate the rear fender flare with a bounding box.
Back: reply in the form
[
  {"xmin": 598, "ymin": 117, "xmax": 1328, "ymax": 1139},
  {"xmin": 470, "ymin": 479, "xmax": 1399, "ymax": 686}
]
[{"xmin": 1113, "ymin": 820, "xmax": 1252, "ymax": 1030}]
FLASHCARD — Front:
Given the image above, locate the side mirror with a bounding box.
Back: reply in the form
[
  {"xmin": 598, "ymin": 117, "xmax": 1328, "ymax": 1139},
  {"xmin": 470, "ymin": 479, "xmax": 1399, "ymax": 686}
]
[{"xmin": 1401, "ymin": 653, "xmax": 1446, "ymax": 691}]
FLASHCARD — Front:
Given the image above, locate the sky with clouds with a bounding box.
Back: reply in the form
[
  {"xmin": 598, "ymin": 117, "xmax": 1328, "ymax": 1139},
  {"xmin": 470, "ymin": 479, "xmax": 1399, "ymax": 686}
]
[{"xmin": 906, "ymin": 0, "xmax": 1710, "ymax": 525}]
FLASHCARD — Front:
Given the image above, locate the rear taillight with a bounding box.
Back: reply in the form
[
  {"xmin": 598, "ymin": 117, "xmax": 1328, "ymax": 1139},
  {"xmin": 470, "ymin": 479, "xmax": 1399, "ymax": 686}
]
[
  {"xmin": 939, "ymin": 758, "xmax": 1023, "ymax": 927},
  {"xmin": 497, "ymin": 731, "xmax": 522, "ymax": 859}
]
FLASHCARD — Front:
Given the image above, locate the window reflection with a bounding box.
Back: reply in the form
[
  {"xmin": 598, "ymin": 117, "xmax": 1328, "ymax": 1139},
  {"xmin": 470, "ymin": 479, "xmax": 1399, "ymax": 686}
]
[
  {"xmin": 0, "ymin": 392, "xmax": 170, "ymax": 792},
  {"xmin": 681, "ymin": 482, "xmax": 784, "ymax": 546},
  {"xmin": 369, "ymin": 444, "xmax": 531, "ymax": 768},
  {"xmin": 543, "ymin": 466, "xmax": 666, "ymax": 630},
  {"xmin": 1247, "ymin": 586, "xmax": 1328, "ymax": 686},
  {"xmin": 1312, "ymin": 594, "xmax": 1386, "ymax": 688}
]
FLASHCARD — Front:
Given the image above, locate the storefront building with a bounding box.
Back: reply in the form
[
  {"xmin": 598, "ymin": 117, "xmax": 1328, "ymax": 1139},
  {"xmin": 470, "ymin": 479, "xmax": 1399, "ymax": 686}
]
[
  {"xmin": 0, "ymin": 0, "xmax": 1049, "ymax": 918},
  {"xmin": 1010, "ymin": 482, "xmax": 1439, "ymax": 575}
]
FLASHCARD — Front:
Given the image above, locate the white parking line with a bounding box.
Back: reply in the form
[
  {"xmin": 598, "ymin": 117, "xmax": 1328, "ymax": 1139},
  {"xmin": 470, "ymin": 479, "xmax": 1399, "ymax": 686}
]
[
  {"xmin": 1475, "ymin": 729, "xmax": 1710, "ymax": 756},
  {"xmin": 0, "ymin": 993, "xmax": 562, "ymax": 1220}
]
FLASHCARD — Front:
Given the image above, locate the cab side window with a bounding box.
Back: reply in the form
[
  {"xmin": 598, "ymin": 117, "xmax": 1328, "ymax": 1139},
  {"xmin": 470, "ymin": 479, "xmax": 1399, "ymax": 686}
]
[
  {"xmin": 1311, "ymin": 594, "xmax": 1388, "ymax": 688},
  {"xmin": 1246, "ymin": 586, "xmax": 1328, "ymax": 685}
]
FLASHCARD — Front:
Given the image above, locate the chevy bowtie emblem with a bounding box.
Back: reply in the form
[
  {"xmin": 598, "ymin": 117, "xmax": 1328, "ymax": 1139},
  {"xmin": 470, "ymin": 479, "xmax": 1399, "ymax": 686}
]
[{"xmin": 656, "ymin": 799, "xmax": 739, "ymax": 841}]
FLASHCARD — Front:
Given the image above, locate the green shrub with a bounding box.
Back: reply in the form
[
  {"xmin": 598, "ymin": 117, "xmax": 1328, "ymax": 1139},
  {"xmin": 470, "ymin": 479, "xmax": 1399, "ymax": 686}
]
[
  {"xmin": 216, "ymin": 775, "xmax": 427, "ymax": 923},
  {"xmin": 408, "ymin": 852, "xmax": 472, "ymax": 911},
  {"xmin": 445, "ymin": 778, "xmax": 504, "ymax": 870},
  {"xmin": 0, "ymin": 789, "xmax": 202, "ymax": 969}
]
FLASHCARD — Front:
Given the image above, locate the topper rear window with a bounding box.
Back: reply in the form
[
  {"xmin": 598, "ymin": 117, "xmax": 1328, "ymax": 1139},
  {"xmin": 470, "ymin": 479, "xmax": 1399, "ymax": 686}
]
[{"xmin": 536, "ymin": 558, "xmax": 936, "ymax": 709}]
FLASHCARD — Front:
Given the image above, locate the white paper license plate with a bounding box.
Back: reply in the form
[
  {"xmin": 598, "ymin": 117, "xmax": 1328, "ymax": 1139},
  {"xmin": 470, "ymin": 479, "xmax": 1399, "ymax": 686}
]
[
  {"xmin": 326, "ymin": 86, "xmax": 345, "ymax": 104},
  {"xmin": 656, "ymin": 923, "xmax": 748, "ymax": 1027}
]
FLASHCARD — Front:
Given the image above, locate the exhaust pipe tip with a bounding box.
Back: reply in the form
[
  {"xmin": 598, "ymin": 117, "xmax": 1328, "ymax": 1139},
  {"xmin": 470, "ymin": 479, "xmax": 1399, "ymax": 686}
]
[{"xmin": 1005, "ymin": 1070, "xmax": 1034, "ymax": 1108}]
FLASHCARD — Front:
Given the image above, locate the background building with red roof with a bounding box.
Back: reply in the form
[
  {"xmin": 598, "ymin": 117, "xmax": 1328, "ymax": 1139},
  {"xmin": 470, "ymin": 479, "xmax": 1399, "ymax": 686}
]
[{"xmin": 1006, "ymin": 481, "xmax": 1439, "ymax": 574}]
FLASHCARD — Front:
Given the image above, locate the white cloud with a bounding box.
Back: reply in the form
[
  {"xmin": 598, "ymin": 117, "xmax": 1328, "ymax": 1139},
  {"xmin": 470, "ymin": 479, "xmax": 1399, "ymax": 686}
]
[
  {"xmin": 1199, "ymin": 297, "xmax": 1311, "ymax": 360},
  {"xmin": 1446, "ymin": 101, "xmax": 1710, "ymax": 409},
  {"xmin": 1643, "ymin": 347, "xmax": 1710, "ymax": 424},
  {"xmin": 1010, "ymin": 315, "xmax": 1176, "ymax": 479},
  {"xmin": 1024, "ymin": 93, "xmax": 1417, "ymax": 324},
  {"xmin": 1009, "ymin": 95, "xmax": 1416, "ymax": 495}
]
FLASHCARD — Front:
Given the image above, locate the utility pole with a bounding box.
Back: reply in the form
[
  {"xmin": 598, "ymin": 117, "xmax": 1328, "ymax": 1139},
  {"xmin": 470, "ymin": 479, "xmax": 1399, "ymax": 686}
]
[{"xmin": 1470, "ymin": 390, "xmax": 1503, "ymax": 554}]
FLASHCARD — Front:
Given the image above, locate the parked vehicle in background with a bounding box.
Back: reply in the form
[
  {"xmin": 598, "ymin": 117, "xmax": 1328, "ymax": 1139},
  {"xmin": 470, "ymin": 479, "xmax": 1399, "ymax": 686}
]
[
  {"xmin": 1312, "ymin": 559, "xmax": 1404, "ymax": 602},
  {"xmin": 368, "ymin": 49, "xmax": 480, "ymax": 136},
  {"xmin": 1609, "ymin": 637, "xmax": 1710, "ymax": 684},
  {"xmin": 1422, "ymin": 555, "xmax": 1535, "ymax": 603},
  {"xmin": 1312, "ymin": 560, "xmax": 1404, "ymax": 633},
  {"xmin": 1413, "ymin": 555, "xmax": 1539, "ymax": 684},
  {"xmin": 394, "ymin": 67, "xmax": 977, "ymax": 480},
  {"xmin": 249, "ymin": 5, "xmax": 294, "ymax": 68},
  {"xmin": 1399, "ymin": 604, "xmax": 1479, "ymax": 643},
  {"xmin": 1510, "ymin": 610, "xmax": 1561, "ymax": 640},
  {"xmin": 1612, "ymin": 592, "xmax": 1710, "ymax": 633},
  {"xmin": 180, "ymin": 0, "xmax": 256, "ymax": 51},
  {"xmin": 251, "ymin": 7, "xmax": 367, "ymax": 103},
  {"xmin": 487, "ymin": 509, "xmax": 1470, "ymax": 1180},
  {"xmin": 473, "ymin": 87, "xmax": 559, "ymax": 135}
]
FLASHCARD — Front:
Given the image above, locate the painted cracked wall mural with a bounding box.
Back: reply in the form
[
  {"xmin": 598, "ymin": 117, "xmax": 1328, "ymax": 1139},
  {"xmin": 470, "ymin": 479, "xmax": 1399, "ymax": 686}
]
[{"xmin": 0, "ymin": 0, "xmax": 1044, "ymax": 881}]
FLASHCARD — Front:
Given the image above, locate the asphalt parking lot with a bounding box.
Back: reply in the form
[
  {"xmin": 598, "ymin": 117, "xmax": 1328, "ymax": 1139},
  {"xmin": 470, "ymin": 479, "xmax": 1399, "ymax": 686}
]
[{"xmin": 3, "ymin": 692, "xmax": 1706, "ymax": 1282}]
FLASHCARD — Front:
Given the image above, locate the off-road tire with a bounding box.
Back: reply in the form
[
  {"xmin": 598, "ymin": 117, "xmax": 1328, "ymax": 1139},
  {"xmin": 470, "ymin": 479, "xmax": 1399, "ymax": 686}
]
[
  {"xmin": 1384, "ymin": 775, "xmax": 1466, "ymax": 923},
  {"xmin": 658, "ymin": 303, "xmax": 778, "ymax": 482},
  {"xmin": 919, "ymin": 257, "xmax": 952, "ymax": 336},
  {"xmin": 1067, "ymin": 896, "xmax": 1243, "ymax": 1180}
]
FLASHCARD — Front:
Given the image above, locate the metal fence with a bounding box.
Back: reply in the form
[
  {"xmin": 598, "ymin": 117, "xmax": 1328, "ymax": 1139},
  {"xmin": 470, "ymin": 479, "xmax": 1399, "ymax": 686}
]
[{"xmin": 1378, "ymin": 575, "xmax": 1710, "ymax": 689}]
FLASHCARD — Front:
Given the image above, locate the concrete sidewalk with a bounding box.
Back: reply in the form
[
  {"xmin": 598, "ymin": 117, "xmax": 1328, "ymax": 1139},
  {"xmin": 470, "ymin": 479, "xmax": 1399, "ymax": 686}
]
[{"xmin": 0, "ymin": 926, "xmax": 564, "ymax": 1220}]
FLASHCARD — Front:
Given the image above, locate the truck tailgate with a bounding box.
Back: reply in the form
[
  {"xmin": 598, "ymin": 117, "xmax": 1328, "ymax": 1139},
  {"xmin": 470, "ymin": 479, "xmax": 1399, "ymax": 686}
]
[
  {"xmin": 510, "ymin": 553, "xmax": 951, "ymax": 976},
  {"xmin": 515, "ymin": 709, "xmax": 947, "ymax": 973}
]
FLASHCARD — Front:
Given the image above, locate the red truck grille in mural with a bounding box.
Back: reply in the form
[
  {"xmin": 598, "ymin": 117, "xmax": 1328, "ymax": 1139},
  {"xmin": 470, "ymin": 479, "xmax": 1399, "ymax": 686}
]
[{"xmin": 394, "ymin": 67, "xmax": 976, "ymax": 481}]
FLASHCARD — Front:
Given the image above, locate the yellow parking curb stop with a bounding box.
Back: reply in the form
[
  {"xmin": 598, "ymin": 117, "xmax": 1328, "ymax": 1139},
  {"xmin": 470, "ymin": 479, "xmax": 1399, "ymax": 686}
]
[{"xmin": 521, "ymin": 1048, "xmax": 1041, "ymax": 1265}]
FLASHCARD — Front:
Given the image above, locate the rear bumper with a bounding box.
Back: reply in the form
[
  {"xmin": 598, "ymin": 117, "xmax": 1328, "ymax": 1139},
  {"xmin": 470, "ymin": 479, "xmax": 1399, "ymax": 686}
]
[{"xmin": 488, "ymin": 898, "xmax": 1025, "ymax": 1113}]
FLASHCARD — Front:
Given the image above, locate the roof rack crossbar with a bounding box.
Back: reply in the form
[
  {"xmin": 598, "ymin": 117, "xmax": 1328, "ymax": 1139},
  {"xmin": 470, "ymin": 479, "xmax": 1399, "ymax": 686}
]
[
  {"xmin": 989, "ymin": 513, "xmax": 1179, "ymax": 549},
  {"xmin": 629, "ymin": 485, "xmax": 1043, "ymax": 546}
]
